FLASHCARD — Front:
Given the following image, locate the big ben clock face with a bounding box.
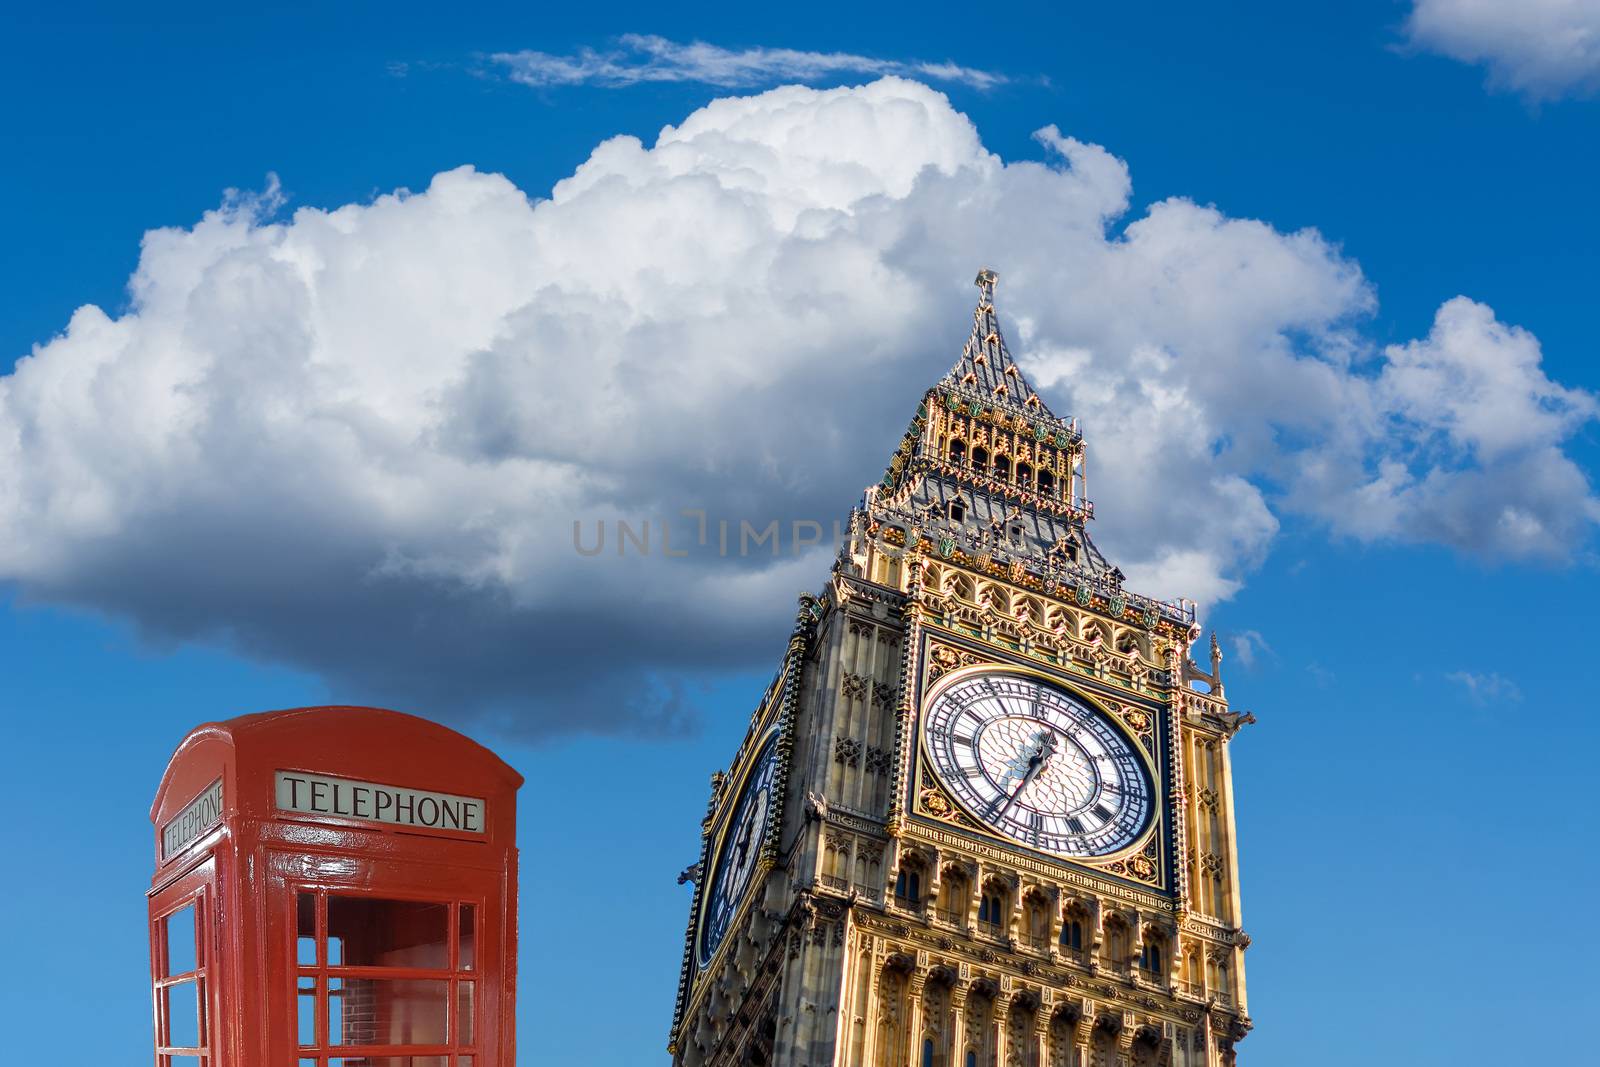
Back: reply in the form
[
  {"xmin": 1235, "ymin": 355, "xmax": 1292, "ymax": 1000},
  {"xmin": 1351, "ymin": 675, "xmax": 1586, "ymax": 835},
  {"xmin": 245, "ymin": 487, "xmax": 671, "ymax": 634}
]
[
  {"xmin": 698, "ymin": 729, "xmax": 780, "ymax": 966},
  {"xmin": 924, "ymin": 671, "xmax": 1153, "ymax": 859}
]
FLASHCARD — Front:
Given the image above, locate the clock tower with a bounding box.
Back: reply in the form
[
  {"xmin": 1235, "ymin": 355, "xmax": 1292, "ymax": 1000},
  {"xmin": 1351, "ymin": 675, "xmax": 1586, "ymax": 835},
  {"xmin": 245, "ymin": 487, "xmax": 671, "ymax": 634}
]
[{"xmin": 671, "ymin": 271, "xmax": 1255, "ymax": 1067}]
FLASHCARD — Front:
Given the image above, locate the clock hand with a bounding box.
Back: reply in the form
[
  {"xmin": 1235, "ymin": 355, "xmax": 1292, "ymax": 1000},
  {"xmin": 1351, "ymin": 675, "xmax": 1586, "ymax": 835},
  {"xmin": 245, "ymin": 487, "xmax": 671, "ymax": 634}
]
[
  {"xmin": 993, "ymin": 732, "xmax": 1057, "ymax": 822},
  {"xmin": 734, "ymin": 817, "xmax": 754, "ymax": 868}
]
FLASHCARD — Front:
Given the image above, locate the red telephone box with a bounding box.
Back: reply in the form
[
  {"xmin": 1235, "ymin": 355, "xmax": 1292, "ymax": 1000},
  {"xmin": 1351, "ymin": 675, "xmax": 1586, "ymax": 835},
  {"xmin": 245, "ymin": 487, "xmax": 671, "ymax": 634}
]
[{"xmin": 148, "ymin": 705, "xmax": 523, "ymax": 1067}]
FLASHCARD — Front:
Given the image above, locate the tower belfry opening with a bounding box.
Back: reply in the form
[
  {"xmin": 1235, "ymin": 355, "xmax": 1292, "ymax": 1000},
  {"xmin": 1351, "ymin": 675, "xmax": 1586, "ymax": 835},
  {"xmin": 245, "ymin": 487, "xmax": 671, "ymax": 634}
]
[{"xmin": 671, "ymin": 270, "xmax": 1254, "ymax": 1067}]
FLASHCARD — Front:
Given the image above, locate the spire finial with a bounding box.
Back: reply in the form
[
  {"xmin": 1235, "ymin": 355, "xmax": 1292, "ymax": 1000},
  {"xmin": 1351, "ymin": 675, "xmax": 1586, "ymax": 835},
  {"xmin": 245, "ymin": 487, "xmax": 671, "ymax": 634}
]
[
  {"xmin": 1210, "ymin": 632, "xmax": 1225, "ymax": 698},
  {"xmin": 975, "ymin": 267, "xmax": 997, "ymax": 303},
  {"xmin": 939, "ymin": 267, "xmax": 1055, "ymax": 420}
]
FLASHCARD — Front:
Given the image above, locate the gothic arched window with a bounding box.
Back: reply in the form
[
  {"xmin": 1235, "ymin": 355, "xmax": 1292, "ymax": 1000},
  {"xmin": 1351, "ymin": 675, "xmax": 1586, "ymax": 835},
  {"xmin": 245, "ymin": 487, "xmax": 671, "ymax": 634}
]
[
  {"xmin": 894, "ymin": 862, "xmax": 924, "ymax": 910},
  {"xmin": 977, "ymin": 886, "xmax": 1007, "ymax": 936},
  {"xmin": 1015, "ymin": 461, "xmax": 1032, "ymax": 488},
  {"xmin": 994, "ymin": 455, "xmax": 1011, "ymax": 480},
  {"xmin": 1104, "ymin": 915, "xmax": 1132, "ymax": 974},
  {"xmin": 1007, "ymin": 998, "xmax": 1038, "ymax": 1067},
  {"xmin": 1049, "ymin": 1009, "xmax": 1079, "ymax": 1066},
  {"xmin": 921, "ymin": 972, "xmax": 954, "ymax": 1067},
  {"xmin": 964, "ymin": 986, "xmax": 995, "ymax": 1067},
  {"xmin": 1139, "ymin": 937, "xmax": 1165, "ymax": 978},
  {"xmin": 1181, "ymin": 940, "xmax": 1204, "ymax": 995},
  {"xmin": 1091, "ymin": 1025, "xmax": 1118, "ymax": 1067},
  {"xmin": 1023, "ymin": 892, "xmax": 1050, "ymax": 949},
  {"xmin": 1060, "ymin": 902, "xmax": 1087, "ymax": 955},
  {"xmin": 972, "ymin": 446, "xmax": 989, "ymax": 470},
  {"xmin": 1038, "ymin": 468, "xmax": 1055, "ymax": 496},
  {"xmin": 1206, "ymin": 952, "xmax": 1233, "ymax": 1006},
  {"xmin": 876, "ymin": 964, "xmax": 912, "ymax": 1067},
  {"xmin": 949, "ymin": 439, "xmax": 966, "ymax": 465},
  {"xmin": 937, "ymin": 870, "xmax": 968, "ymax": 927}
]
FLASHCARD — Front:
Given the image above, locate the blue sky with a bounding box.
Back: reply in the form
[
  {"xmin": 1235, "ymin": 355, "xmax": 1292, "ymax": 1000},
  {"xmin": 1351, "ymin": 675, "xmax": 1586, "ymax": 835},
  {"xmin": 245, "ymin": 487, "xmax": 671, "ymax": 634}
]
[{"xmin": 3, "ymin": 2, "xmax": 1599, "ymax": 1064}]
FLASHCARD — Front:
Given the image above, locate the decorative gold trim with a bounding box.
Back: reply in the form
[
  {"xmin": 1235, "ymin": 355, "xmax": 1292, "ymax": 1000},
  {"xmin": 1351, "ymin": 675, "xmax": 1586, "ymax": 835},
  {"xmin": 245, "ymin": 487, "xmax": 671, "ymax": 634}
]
[
  {"xmin": 914, "ymin": 592, "xmax": 1171, "ymax": 702},
  {"xmin": 914, "ymin": 652, "xmax": 1166, "ymax": 879}
]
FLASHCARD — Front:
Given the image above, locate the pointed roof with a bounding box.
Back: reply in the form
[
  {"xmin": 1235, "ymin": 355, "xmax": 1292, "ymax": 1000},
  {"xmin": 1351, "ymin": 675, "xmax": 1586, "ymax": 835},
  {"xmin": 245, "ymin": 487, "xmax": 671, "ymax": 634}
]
[
  {"xmin": 940, "ymin": 268, "xmax": 1056, "ymax": 419},
  {"xmin": 859, "ymin": 268, "xmax": 1196, "ymax": 632}
]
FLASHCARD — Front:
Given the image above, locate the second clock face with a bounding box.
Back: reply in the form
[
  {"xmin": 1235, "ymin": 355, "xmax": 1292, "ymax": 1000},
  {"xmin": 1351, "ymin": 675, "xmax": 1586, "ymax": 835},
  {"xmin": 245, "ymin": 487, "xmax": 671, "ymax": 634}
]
[
  {"xmin": 924, "ymin": 671, "xmax": 1153, "ymax": 858},
  {"xmin": 698, "ymin": 729, "xmax": 779, "ymax": 966}
]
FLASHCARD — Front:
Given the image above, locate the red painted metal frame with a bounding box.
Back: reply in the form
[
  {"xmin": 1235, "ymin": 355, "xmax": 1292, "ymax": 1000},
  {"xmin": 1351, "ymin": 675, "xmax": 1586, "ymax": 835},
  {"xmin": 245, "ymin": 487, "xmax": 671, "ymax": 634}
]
[
  {"xmin": 149, "ymin": 706, "xmax": 523, "ymax": 1067},
  {"xmin": 150, "ymin": 860, "xmax": 217, "ymax": 1066},
  {"xmin": 292, "ymin": 887, "xmax": 482, "ymax": 1063}
]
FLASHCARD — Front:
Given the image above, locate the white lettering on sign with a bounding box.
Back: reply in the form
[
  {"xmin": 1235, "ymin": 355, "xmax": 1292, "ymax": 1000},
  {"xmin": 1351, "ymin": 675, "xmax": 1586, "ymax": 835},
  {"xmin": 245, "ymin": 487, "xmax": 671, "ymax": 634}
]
[
  {"xmin": 162, "ymin": 778, "xmax": 225, "ymax": 860},
  {"xmin": 274, "ymin": 771, "xmax": 485, "ymax": 835}
]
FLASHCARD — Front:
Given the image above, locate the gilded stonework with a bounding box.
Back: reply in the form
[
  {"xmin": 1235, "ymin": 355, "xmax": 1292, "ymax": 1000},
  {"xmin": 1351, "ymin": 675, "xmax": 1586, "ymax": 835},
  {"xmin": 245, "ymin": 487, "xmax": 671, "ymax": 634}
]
[
  {"xmin": 926, "ymin": 640, "xmax": 984, "ymax": 683},
  {"xmin": 671, "ymin": 272, "xmax": 1254, "ymax": 1067}
]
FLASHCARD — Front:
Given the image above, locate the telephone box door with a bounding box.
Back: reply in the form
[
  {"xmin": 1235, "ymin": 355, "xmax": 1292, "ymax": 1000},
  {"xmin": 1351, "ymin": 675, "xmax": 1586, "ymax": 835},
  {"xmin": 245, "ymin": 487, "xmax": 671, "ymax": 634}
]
[
  {"xmin": 281, "ymin": 853, "xmax": 506, "ymax": 1067},
  {"xmin": 150, "ymin": 859, "xmax": 221, "ymax": 1067}
]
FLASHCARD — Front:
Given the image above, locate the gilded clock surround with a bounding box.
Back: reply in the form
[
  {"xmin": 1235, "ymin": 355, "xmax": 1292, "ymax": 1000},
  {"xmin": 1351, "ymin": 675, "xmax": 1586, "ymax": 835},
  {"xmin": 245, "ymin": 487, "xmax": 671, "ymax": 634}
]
[
  {"xmin": 911, "ymin": 659, "xmax": 1164, "ymax": 877},
  {"xmin": 670, "ymin": 271, "xmax": 1256, "ymax": 1067}
]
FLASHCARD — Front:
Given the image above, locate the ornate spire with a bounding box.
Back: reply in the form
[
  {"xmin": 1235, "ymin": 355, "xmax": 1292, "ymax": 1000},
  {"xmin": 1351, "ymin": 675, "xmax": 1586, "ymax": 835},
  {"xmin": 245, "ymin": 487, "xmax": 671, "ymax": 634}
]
[
  {"xmin": 857, "ymin": 266, "xmax": 1196, "ymax": 630},
  {"xmin": 941, "ymin": 268, "xmax": 1055, "ymax": 419}
]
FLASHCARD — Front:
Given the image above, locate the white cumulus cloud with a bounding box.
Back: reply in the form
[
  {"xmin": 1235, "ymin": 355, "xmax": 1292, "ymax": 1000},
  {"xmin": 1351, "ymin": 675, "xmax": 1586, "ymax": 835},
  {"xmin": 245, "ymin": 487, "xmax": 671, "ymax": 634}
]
[
  {"xmin": 1294, "ymin": 297, "xmax": 1600, "ymax": 556},
  {"xmin": 1, "ymin": 77, "xmax": 1593, "ymax": 737},
  {"xmin": 1405, "ymin": 0, "xmax": 1600, "ymax": 99}
]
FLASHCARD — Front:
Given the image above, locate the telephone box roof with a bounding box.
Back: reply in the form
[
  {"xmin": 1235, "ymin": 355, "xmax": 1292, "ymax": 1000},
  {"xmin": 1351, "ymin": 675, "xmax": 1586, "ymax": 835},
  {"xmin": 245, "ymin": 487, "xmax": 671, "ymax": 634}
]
[{"xmin": 150, "ymin": 704, "xmax": 524, "ymax": 823}]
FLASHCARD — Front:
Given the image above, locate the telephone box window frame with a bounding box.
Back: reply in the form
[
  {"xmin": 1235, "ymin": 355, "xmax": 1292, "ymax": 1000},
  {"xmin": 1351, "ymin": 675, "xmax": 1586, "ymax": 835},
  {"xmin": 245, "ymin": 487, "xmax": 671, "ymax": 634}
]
[
  {"xmin": 292, "ymin": 887, "xmax": 482, "ymax": 1066},
  {"xmin": 151, "ymin": 886, "xmax": 211, "ymax": 1067}
]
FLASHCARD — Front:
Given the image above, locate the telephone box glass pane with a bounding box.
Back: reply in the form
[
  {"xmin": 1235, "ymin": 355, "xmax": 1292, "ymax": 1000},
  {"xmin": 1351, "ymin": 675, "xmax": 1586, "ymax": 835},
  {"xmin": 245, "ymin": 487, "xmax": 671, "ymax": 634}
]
[
  {"xmin": 297, "ymin": 892, "xmax": 317, "ymax": 965},
  {"xmin": 329, "ymin": 1059, "xmax": 446, "ymax": 1067},
  {"xmin": 331, "ymin": 978, "xmax": 448, "ymax": 1046},
  {"xmin": 169, "ymin": 1058, "xmax": 202, "ymax": 1067},
  {"xmin": 167, "ymin": 979, "xmax": 200, "ymax": 1049},
  {"xmin": 457, "ymin": 905, "xmax": 475, "ymax": 970},
  {"xmin": 298, "ymin": 977, "xmax": 317, "ymax": 1046},
  {"xmin": 328, "ymin": 977, "xmax": 344, "ymax": 1042},
  {"xmin": 456, "ymin": 981, "xmax": 474, "ymax": 1045},
  {"xmin": 327, "ymin": 897, "xmax": 448, "ymax": 968},
  {"xmin": 166, "ymin": 905, "xmax": 197, "ymax": 977}
]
